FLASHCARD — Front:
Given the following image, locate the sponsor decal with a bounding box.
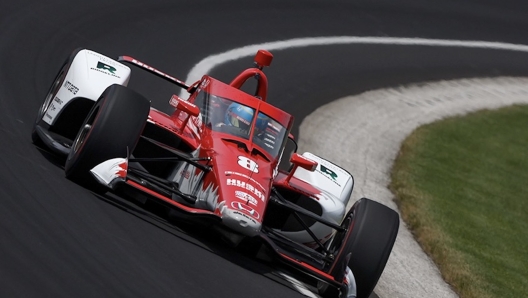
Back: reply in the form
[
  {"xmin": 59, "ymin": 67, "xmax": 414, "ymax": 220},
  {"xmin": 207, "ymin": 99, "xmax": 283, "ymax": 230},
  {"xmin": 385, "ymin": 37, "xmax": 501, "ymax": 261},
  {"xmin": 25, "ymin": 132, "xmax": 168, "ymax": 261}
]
[
  {"xmin": 237, "ymin": 156, "xmax": 259, "ymax": 173},
  {"xmin": 269, "ymin": 122, "xmax": 281, "ymax": 132},
  {"xmin": 53, "ymin": 97, "xmax": 63, "ymax": 105},
  {"xmin": 97, "ymin": 62, "xmax": 117, "ymax": 74},
  {"xmin": 86, "ymin": 51, "xmax": 120, "ymax": 67},
  {"xmin": 318, "ymin": 164, "xmax": 340, "ymax": 186},
  {"xmin": 63, "ymin": 81, "xmax": 79, "ymax": 95},
  {"xmin": 199, "ymin": 78, "xmax": 210, "ymax": 89},
  {"xmin": 232, "ymin": 211, "xmax": 257, "ymax": 224},
  {"xmin": 231, "ymin": 201, "xmax": 260, "ymax": 219},
  {"xmin": 131, "ymin": 59, "xmax": 179, "ymax": 82},
  {"xmin": 226, "ymin": 178, "xmax": 265, "ymax": 202},
  {"xmin": 230, "ymin": 109, "xmax": 250, "ymax": 126},
  {"xmin": 224, "ymin": 171, "xmax": 265, "ymax": 191},
  {"xmin": 319, "ymin": 164, "xmax": 338, "ymax": 180},
  {"xmin": 169, "ymin": 95, "xmax": 179, "ymax": 108},
  {"xmin": 49, "ymin": 103, "xmax": 57, "ymax": 111},
  {"xmin": 235, "ymin": 190, "xmax": 257, "ymax": 205},
  {"xmin": 169, "ymin": 95, "xmax": 200, "ymax": 111},
  {"xmin": 90, "ymin": 61, "xmax": 121, "ymax": 78},
  {"xmin": 45, "ymin": 113, "xmax": 52, "ymax": 120}
]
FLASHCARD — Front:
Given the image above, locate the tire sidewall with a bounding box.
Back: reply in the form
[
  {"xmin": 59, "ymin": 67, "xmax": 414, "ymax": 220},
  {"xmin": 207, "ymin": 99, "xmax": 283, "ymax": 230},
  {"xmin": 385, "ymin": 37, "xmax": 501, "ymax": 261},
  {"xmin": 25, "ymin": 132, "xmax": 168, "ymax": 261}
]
[
  {"xmin": 327, "ymin": 198, "xmax": 399, "ymax": 298},
  {"xmin": 65, "ymin": 84, "xmax": 150, "ymax": 183}
]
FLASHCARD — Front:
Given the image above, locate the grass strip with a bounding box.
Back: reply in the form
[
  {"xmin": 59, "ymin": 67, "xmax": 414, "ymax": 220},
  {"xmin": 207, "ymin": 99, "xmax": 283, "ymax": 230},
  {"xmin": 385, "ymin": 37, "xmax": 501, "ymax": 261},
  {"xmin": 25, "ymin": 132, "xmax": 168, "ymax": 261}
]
[{"xmin": 390, "ymin": 105, "xmax": 528, "ymax": 298}]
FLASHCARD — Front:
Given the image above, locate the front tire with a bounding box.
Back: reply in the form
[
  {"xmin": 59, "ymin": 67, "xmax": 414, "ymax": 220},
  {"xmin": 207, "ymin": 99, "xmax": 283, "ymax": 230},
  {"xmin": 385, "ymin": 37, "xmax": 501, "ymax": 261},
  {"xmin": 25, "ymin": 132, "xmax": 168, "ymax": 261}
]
[
  {"xmin": 65, "ymin": 84, "xmax": 150, "ymax": 184},
  {"xmin": 325, "ymin": 198, "xmax": 399, "ymax": 298}
]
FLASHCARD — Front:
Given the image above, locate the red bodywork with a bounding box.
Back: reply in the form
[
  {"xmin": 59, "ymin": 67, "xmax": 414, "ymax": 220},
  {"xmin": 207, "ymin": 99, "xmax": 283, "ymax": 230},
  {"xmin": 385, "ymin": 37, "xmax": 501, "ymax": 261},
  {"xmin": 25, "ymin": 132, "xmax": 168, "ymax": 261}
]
[
  {"xmin": 131, "ymin": 75, "xmax": 293, "ymax": 224},
  {"xmin": 115, "ymin": 51, "xmax": 347, "ymax": 288}
]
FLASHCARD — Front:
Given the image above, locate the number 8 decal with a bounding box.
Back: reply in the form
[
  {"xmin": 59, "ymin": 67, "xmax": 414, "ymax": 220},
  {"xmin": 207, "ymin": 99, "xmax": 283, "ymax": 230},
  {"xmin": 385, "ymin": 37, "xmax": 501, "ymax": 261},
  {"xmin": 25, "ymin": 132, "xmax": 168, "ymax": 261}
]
[{"xmin": 238, "ymin": 156, "xmax": 259, "ymax": 173}]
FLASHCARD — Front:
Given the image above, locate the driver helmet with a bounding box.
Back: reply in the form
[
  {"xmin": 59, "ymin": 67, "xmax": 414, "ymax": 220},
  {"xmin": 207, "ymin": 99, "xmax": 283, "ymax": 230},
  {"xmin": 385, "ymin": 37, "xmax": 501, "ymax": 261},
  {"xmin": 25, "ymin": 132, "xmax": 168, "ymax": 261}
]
[
  {"xmin": 225, "ymin": 103, "xmax": 253, "ymax": 131},
  {"xmin": 255, "ymin": 113, "xmax": 269, "ymax": 135},
  {"xmin": 224, "ymin": 103, "xmax": 269, "ymax": 134}
]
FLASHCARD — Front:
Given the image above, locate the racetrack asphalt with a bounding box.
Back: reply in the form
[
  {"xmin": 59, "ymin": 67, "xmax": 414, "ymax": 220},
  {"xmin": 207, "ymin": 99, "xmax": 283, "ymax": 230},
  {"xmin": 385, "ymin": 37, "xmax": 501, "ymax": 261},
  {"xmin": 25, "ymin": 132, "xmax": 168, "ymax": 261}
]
[{"xmin": 1, "ymin": 0, "xmax": 528, "ymax": 297}]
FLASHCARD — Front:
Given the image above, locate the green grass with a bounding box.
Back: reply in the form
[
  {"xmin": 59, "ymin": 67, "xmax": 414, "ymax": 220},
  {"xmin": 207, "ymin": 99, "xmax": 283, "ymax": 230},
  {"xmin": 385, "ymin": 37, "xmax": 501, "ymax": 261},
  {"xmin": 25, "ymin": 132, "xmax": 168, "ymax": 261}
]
[{"xmin": 390, "ymin": 105, "xmax": 528, "ymax": 298}]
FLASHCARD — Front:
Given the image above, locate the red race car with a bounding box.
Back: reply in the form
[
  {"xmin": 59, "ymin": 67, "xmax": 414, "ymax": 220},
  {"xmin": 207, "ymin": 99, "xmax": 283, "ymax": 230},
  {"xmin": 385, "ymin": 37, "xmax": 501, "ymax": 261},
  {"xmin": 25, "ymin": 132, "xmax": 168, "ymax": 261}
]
[{"xmin": 32, "ymin": 48, "xmax": 399, "ymax": 298}]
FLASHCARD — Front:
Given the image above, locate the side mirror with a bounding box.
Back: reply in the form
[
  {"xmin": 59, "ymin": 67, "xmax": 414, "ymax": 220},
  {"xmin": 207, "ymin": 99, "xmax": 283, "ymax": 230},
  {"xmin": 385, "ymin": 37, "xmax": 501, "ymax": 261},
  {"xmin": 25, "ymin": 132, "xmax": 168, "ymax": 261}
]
[
  {"xmin": 170, "ymin": 95, "xmax": 200, "ymax": 117},
  {"xmin": 169, "ymin": 95, "xmax": 200, "ymax": 131},
  {"xmin": 285, "ymin": 153, "xmax": 318, "ymax": 184},
  {"xmin": 290, "ymin": 153, "xmax": 317, "ymax": 171}
]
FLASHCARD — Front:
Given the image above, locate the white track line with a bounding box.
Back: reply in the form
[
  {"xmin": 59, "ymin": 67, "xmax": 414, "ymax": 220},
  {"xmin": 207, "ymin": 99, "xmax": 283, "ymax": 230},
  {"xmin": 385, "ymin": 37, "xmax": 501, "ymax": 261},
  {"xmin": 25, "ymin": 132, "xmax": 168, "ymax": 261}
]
[
  {"xmin": 184, "ymin": 37, "xmax": 528, "ymax": 298},
  {"xmin": 182, "ymin": 36, "xmax": 528, "ymax": 88}
]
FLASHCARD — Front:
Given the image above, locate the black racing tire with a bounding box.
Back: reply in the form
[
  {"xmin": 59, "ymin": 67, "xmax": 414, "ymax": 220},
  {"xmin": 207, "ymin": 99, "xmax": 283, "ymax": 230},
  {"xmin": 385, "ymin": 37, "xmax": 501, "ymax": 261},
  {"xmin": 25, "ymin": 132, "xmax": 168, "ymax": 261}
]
[
  {"xmin": 65, "ymin": 84, "xmax": 150, "ymax": 185},
  {"xmin": 32, "ymin": 48, "xmax": 82, "ymax": 145},
  {"xmin": 324, "ymin": 198, "xmax": 399, "ymax": 298}
]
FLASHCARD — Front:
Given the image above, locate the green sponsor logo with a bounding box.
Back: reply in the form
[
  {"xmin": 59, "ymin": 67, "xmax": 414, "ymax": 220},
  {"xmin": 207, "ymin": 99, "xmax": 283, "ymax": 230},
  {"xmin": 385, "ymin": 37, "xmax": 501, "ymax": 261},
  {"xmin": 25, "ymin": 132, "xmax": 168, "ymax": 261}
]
[
  {"xmin": 320, "ymin": 164, "xmax": 338, "ymax": 180},
  {"xmin": 97, "ymin": 62, "xmax": 117, "ymax": 74}
]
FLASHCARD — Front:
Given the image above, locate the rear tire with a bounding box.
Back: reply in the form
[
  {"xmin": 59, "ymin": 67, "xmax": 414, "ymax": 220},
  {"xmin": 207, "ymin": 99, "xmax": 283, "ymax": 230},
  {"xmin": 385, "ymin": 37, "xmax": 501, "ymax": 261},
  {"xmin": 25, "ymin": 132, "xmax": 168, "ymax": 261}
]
[
  {"xmin": 325, "ymin": 198, "xmax": 399, "ymax": 298},
  {"xmin": 65, "ymin": 84, "xmax": 150, "ymax": 185}
]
